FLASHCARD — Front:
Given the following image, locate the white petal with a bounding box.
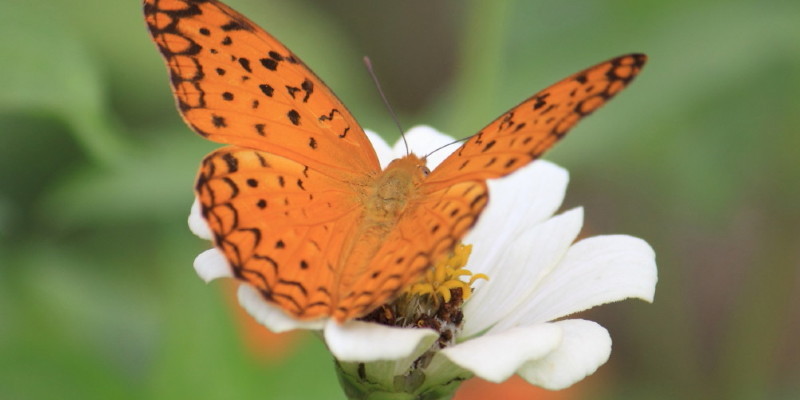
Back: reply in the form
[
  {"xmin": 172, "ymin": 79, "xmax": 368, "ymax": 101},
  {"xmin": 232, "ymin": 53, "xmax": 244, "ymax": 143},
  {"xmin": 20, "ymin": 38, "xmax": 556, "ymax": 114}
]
[
  {"xmin": 462, "ymin": 208, "xmax": 583, "ymax": 337},
  {"xmin": 193, "ymin": 248, "xmax": 232, "ymax": 282},
  {"xmin": 188, "ymin": 198, "xmax": 213, "ymax": 240},
  {"xmin": 517, "ymin": 319, "xmax": 611, "ymax": 390},
  {"xmin": 440, "ymin": 324, "xmax": 562, "ymax": 383},
  {"xmin": 237, "ymin": 284, "xmax": 325, "ymax": 333},
  {"xmin": 365, "ymin": 129, "xmax": 394, "ymax": 169},
  {"xmin": 494, "ymin": 235, "xmax": 657, "ymax": 330},
  {"xmin": 324, "ymin": 320, "xmax": 438, "ymax": 362},
  {"xmin": 464, "ymin": 161, "xmax": 569, "ymax": 282},
  {"xmin": 400, "ymin": 126, "xmax": 457, "ymax": 168}
]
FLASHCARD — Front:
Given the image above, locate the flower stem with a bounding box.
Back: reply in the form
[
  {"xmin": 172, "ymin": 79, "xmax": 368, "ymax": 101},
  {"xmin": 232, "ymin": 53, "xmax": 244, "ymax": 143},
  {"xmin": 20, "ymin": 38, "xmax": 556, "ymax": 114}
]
[{"xmin": 335, "ymin": 359, "xmax": 464, "ymax": 400}]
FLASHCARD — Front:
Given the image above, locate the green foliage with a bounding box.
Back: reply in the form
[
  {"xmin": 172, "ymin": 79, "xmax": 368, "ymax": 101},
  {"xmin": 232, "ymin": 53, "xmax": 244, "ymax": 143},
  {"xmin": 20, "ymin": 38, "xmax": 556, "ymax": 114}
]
[{"xmin": 1, "ymin": 0, "xmax": 798, "ymax": 399}]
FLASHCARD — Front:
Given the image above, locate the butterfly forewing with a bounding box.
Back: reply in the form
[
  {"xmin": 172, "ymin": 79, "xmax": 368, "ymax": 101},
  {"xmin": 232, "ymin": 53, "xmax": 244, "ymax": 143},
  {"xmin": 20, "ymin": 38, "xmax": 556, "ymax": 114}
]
[
  {"xmin": 427, "ymin": 54, "xmax": 647, "ymax": 188},
  {"xmin": 144, "ymin": 0, "xmax": 380, "ymax": 177}
]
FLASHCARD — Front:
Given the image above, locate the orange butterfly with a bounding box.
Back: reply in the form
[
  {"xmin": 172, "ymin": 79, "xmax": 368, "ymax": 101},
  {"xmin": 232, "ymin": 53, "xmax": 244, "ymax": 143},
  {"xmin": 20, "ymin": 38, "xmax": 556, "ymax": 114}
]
[{"xmin": 144, "ymin": 0, "xmax": 646, "ymax": 322}]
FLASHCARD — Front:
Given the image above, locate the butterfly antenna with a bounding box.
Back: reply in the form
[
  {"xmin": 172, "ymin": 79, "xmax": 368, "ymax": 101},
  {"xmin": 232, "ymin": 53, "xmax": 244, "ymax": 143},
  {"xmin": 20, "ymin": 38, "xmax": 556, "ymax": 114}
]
[
  {"xmin": 424, "ymin": 136, "xmax": 471, "ymax": 159},
  {"xmin": 363, "ymin": 56, "xmax": 409, "ymax": 155}
]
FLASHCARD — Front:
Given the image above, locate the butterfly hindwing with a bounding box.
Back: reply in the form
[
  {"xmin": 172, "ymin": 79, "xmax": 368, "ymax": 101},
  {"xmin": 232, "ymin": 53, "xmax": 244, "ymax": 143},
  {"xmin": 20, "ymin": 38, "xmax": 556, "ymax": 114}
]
[
  {"xmin": 144, "ymin": 0, "xmax": 380, "ymax": 176},
  {"xmin": 196, "ymin": 146, "xmax": 364, "ymax": 319},
  {"xmin": 333, "ymin": 180, "xmax": 489, "ymax": 320}
]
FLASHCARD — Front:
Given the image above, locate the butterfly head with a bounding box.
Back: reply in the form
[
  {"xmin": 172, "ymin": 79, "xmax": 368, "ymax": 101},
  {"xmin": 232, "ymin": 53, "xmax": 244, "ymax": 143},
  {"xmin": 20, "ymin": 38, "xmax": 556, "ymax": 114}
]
[{"xmin": 384, "ymin": 153, "xmax": 430, "ymax": 181}]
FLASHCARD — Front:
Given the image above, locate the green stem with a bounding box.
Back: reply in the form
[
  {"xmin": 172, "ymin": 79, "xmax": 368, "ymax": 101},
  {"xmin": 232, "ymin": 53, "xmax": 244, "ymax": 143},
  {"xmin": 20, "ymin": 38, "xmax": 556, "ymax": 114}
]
[{"xmin": 335, "ymin": 359, "xmax": 465, "ymax": 400}]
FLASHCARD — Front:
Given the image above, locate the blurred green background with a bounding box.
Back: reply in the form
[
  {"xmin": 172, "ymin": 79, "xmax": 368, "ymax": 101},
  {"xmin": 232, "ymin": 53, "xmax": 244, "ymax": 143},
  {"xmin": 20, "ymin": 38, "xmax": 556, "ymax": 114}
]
[{"xmin": 1, "ymin": 0, "xmax": 798, "ymax": 399}]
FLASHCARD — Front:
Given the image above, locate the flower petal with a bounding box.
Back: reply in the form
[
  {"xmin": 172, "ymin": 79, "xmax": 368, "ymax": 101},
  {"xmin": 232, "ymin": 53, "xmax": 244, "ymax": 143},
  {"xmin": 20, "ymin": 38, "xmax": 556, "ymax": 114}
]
[
  {"xmin": 462, "ymin": 208, "xmax": 583, "ymax": 337},
  {"xmin": 365, "ymin": 129, "xmax": 393, "ymax": 169},
  {"xmin": 493, "ymin": 235, "xmax": 657, "ymax": 330},
  {"xmin": 517, "ymin": 319, "xmax": 611, "ymax": 390},
  {"xmin": 237, "ymin": 284, "xmax": 325, "ymax": 333},
  {"xmin": 193, "ymin": 248, "xmax": 232, "ymax": 282},
  {"xmin": 440, "ymin": 324, "xmax": 562, "ymax": 383},
  {"xmin": 400, "ymin": 126, "xmax": 458, "ymax": 168},
  {"xmin": 324, "ymin": 320, "xmax": 438, "ymax": 362},
  {"xmin": 188, "ymin": 198, "xmax": 213, "ymax": 240},
  {"xmin": 464, "ymin": 161, "xmax": 569, "ymax": 282}
]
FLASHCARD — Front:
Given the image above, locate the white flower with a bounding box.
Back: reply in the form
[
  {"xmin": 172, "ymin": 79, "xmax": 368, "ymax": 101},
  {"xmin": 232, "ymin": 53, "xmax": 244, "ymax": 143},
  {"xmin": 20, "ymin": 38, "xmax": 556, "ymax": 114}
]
[{"xmin": 189, "ymin": 126, "xmax": 657, "ymax": 392}]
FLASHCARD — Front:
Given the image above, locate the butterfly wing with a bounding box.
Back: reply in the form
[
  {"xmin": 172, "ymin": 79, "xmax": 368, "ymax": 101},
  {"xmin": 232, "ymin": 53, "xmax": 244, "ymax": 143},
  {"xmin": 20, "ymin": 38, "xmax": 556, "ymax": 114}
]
[
  {"xmin": 144, "ymin": 0, "xmax": 387, "ymax": 319},
  {"xmin": 427, "ymin": 54, "xmax": 647, "ymax": 187},
  {"xmin": 361, "ymin": 55, "xmax": 648, "ymax": 315},
  {"xmin": 144, "ymin": 0, "xmax": 380, "ymax": 176},
  {"xmin": 197, "ymin": 146, "xmax": 369, "ymax": 319}
]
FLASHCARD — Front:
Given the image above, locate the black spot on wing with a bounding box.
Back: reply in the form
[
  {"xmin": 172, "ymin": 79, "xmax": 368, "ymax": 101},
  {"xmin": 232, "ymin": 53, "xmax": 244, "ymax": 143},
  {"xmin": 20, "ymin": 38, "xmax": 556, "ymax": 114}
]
[
  {"xmin": 287, "ymin": 110, "xmax": 301, "ymax": 125},
  {"xmin": 221, "ymin": 20, "xmax": 249, "ymax": 32},
  {"xmin": 211, "ymin": 114, "xmax": 226, "ymax": 128},
  {"xmin": 300, "ymin": 79, "xmax": 314, "ymax": 102},
  {"xmin": 238, "ymin": 57, "xmax": 252, "ymax": 73},
  {"xmin": 533, "ymin": 93, "xmax": 550, "ymax": 110},
  {"xmin": 221, "ymin": 153, "xmax": 238, "ymax": 172},
  {"xmin": 286, "ymin": 85, "xmax": 300, "ymax": 99},
  {"xmin": 259, "ymin": 84, "xmax": 274, "ymax": 97},
  {"xmin": 254, "ymin": 123, "xmax": 266, "ymax": 136},
  {"xmin": 261, "ymin": 58, "xmax": 278, "ymax": 71}
]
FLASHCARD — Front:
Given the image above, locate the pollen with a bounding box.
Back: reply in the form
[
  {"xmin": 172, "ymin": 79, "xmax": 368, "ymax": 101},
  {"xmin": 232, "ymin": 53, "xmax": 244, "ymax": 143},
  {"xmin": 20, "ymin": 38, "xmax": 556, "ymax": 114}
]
[
  {"xmin": 405, "ymin": 243, "xmax": 488, "ymax": 303},
  {"xmin": 359, "ymin": 242, "xmax": 488, "ymax": 349}
]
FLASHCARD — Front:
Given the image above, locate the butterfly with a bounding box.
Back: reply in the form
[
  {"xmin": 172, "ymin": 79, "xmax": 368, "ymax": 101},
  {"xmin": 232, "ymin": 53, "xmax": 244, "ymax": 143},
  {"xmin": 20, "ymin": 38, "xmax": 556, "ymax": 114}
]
[{"xmin": 144, "ymin": 0, "xmax": 646, "ymax": 323}]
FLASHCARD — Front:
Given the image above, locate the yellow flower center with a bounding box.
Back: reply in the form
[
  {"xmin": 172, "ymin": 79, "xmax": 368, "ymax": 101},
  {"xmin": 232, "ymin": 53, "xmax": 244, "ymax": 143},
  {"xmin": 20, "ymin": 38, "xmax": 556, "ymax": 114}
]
[
  {"xmin": 359, "ymin": 242, "xmax": 488, "ymax": 347},
  {"xmin": 404, "ymin": 243, "xmax": 489, "ymax": 303}
]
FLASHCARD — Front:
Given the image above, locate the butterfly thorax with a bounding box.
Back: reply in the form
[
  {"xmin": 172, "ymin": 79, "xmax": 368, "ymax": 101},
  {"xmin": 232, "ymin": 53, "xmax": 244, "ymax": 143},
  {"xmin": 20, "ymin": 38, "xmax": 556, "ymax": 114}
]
[{"xmin": 366, "ymin": 155, "xmax": 428, "ymax": 219}]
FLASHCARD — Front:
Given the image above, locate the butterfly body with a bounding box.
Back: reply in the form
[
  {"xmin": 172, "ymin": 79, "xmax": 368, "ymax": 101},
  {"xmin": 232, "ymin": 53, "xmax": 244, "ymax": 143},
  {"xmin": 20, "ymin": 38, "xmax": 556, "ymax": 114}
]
[
  {"xmin": 334, "ymin": 154, "xmax": 429, "ymax": 300},
  {"xmin": 144, "ymin": 0, "xmax": 646, "ymax": 322},
  {"xmin": 365, "ymin": 155, "xmax": 428, "ymax": 220}
]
